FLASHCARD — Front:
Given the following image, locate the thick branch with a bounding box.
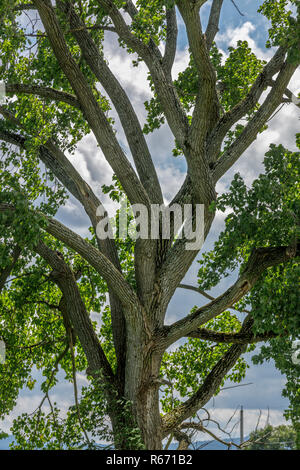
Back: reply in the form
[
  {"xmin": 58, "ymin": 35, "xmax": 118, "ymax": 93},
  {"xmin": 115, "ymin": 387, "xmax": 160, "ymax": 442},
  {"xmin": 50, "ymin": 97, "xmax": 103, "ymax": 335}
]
[
  {"xmin": 207, "ymin": 45, "xmax": 291, "ymax": 168},
  {"xmin": 55, "ymin": 0, "xmax": 164, "ymax": 306},
  {"xmin": 207, "ymin": 45, "xmax": 287, "ymax": 164},
  {"xmin": 0, "ymin": 113, "xmax": 125, "ymax": 273},
  {"xmin": 177, "ymin": 0, "xmax": 219, "ymax": 137},
  {"xmin": 176, "ymin": 1, "xmax": 219, "ymax": 204},
  {"xmin": 32, "ymin": 0, "xmax": 150, "ymax": 208},
  {"xmin": 57, "ymin": 0, "xmax": 163, "ymax": 205},
  {"xmin": 0, "ymin": 127, "xmax": 119, "ymax": 267},
  {"xmin": 35, "ymin": 241, "xmax": 116, "ymax": 385},
  {"xmin": 213, "ymin": 60, "xmax": 298, "ymax": 182},
  {"xmin": 162, "ymin": 244, "xmax": 298, "ymax": 347},
  {"xmin": 186, "ymin": 327, "xmax": 278, "ymax": 344},
  {"xmin": 0, "ymin": 89, "xmax": 127, "ymax": 384},
  {"xmin": 205, "ymin": 0, "xmax": 224, "ymax": 50},
  {"xmin": 156, "ymin": 206, "xmax": 215, "ymax": 318},
  {"xmin": 123, "ymin": 0, "xmax": 138, "ymax": 19},
  {"xmin": 267, "ymin": 78, "xmax": 300, "ymax": 107}
]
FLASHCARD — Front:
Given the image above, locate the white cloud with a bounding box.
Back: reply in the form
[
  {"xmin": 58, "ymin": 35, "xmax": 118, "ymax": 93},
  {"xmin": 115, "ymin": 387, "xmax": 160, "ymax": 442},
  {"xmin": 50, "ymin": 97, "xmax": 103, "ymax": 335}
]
[
  {"xmin": 172, "ymin": 46, "xmax": 190, "ymax": 81},
  {"xmin": 157, "ymin": 165, "xmax": 186, "ymax": 204},
  {"xmin": 217, "ymin": 21, "xmax": 274, "ymax": 61}
]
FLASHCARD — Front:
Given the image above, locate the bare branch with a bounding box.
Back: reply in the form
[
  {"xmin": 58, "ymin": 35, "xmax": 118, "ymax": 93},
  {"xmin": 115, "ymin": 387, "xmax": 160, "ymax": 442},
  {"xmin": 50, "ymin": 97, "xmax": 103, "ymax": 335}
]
[
  {"xmin": 180, "ymin": 421, "xmax": 243, "ymax": 449},
  {"xmin": 173, "ymin": 428, "xmax": 192, "ymax": 450},
  {"xmin": 186, "ymin": 327, "xmax": 279, "ymax": 344},
  {"xmin": 178, "ymin": 283, "xmax": 215, "ymax": 300},
  {"xmin": 178, "ymin": 283, "xmax": 251, "ymax": 313},
  {"xmin": 213, "ymin": 60, "xmax": 298, "ymax": 182},
  {"xmin": 230, "ymin": 0, "xmax": 244, "ymax": 17}
]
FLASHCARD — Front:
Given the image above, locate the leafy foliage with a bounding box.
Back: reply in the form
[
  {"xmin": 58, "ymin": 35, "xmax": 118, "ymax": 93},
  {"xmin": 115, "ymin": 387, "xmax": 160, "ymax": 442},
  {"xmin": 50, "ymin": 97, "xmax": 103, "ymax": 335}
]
[
  {"xmin": 258, "ymin": 0, "xmax": 300, "ymax": 63},
  {"xmin": 198, "ymin": 144, "xmax": 299, "ymax": 290},
  {"xmin": 245, "ymin": 424, "xmax": 297, "ymax": 450},
  {"xmin": 197, "ymin": 142, "xmax": 300, "ymax": 429}
]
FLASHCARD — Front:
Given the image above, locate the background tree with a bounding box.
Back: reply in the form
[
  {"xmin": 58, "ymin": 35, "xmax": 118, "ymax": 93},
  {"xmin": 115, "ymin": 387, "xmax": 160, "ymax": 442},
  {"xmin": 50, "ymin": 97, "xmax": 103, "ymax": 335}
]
[
  {"xmin": 0, "ymin": 0, "xmax": 299, "ymax": 450},
  {"xmin": 245, "ymin": 424, "xmax": 297, "ymax": 450}
]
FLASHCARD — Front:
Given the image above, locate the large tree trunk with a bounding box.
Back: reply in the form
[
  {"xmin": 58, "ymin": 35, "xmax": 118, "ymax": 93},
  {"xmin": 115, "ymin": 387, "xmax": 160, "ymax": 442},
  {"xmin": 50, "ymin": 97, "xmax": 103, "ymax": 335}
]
[{"xmin": 123, "ymin": 301, "xmax": 164, "ymax": 450}]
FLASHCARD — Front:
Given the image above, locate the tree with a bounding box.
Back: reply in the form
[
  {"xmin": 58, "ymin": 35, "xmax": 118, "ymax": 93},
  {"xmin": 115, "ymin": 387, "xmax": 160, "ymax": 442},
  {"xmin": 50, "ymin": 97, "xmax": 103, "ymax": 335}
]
[
  {"xmin": 0, "ymin": 0, "xmax": 299, "ymax": 450},
  {"xmin": 245, "ymin": 424, "xmax": 297, "ymax": 450}
]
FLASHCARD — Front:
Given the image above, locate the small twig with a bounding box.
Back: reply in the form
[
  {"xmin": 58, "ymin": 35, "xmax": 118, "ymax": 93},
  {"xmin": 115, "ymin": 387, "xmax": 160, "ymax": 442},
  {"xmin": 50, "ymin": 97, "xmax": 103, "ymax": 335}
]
[
  {"xmin": 12, "ymin": 336, "xmax": 66, "ymax": 351},
  {"xmin": 224, "ymin": 405, "xmax": 239, "ymax": 431},
  {"xmin": 69, "ymin": 25, "xmax": 116, "ymax": 33},
  {"xmin": 178, "ymin": 283, "xmax": 251, "ymax": 314},
  {"xmin": 266, "ymin": 103, "xmax": 286, "ymax": 123},
  {"xmin": 255, "ymin": 409, "xmax": 262, "ymax": 433},
  {"xmin": 220, "ymin": 382, "xmax": 253, "ymax": 391},
  {"xmin": 230, "ymin": 0, "xmax": 244, "ymax": 16},
  {"xmin": 178, "ymin": 283, "xmax": 215, "ymax": 301}
]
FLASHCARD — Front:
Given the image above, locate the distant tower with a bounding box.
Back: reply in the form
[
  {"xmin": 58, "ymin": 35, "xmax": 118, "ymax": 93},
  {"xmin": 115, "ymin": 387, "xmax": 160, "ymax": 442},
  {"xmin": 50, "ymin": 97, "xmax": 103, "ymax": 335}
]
[{"xmin": 240, "ymin": 406, "xmax": 244, "ymax": 447}]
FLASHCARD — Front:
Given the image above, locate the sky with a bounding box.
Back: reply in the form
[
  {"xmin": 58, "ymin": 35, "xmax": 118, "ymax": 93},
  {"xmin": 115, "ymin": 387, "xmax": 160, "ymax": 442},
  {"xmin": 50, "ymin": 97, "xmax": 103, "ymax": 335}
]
[{"xmin": 1, "ymin": 0, "xmax": 300, "ymax": 443}]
